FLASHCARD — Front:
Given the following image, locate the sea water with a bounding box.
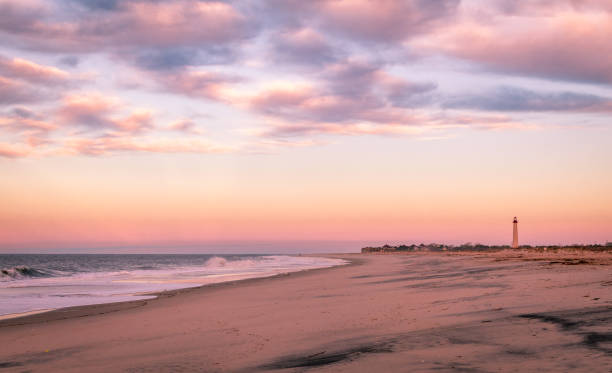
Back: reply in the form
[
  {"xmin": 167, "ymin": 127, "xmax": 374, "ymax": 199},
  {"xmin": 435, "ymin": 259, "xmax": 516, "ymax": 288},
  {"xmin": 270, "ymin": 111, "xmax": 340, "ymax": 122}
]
[{"xmin": 0, "ymin": 254, "xmax": 346, "ymax": 318}]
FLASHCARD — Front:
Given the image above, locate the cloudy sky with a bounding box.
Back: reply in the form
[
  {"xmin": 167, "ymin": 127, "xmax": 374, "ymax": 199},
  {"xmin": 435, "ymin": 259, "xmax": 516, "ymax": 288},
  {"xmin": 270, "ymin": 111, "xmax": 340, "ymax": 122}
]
[{"xmin": 1, "ymin": 0, "xmax": 610, "ymax": 251}]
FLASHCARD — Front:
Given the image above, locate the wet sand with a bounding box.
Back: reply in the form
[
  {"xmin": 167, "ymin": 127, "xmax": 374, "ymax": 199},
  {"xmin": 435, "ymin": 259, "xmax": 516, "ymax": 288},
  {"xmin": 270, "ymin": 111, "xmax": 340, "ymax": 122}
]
[{"xmin": 1, "ymin": 251, "xmax": 611, "ymax": 372}]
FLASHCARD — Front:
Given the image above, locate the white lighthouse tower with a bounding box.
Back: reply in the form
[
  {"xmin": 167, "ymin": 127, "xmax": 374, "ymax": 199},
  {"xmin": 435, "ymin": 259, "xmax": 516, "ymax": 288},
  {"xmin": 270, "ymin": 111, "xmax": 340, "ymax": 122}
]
[{"xmin": 512, "ymin": 217, "xmax": 519, "ymax": 249}]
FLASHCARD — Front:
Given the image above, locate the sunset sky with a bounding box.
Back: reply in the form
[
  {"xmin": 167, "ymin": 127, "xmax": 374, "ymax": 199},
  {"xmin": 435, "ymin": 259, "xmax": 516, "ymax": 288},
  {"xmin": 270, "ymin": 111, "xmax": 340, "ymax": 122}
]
[{"xmin": 1, "ymin": 0, "xmax": 610, "ymax": 252}]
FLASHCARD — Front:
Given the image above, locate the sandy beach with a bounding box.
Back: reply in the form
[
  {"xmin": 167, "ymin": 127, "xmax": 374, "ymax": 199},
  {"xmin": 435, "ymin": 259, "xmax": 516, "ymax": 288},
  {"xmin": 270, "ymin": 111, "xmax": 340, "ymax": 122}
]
[{"xmin": 1, "ymin": 251, "xmax": 611, "ymax": 372}]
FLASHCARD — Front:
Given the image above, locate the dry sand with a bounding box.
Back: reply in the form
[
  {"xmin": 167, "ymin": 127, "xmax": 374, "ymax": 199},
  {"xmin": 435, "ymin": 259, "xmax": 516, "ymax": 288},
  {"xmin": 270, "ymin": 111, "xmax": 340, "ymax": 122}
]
[{"xmin": 0, "ymin": 251, "xmax": 611, "ymax": 372}]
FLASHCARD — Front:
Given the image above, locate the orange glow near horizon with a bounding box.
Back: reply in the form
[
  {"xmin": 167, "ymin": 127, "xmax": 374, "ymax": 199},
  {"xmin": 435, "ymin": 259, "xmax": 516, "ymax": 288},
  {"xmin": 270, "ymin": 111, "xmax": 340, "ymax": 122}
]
[{"xmin": 1, "ymin": 133, "xmax": 610, "ymax": 250}]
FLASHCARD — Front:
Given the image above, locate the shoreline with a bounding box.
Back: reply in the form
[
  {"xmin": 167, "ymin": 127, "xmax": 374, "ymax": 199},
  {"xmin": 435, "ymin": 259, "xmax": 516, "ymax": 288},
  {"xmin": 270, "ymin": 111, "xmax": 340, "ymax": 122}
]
[
  {"xmin": 1, "ymin": 250, "xmax": 607, "ymax": 327},
  {"xmin": 0, "ymin": 254, "xmax": 358, "ymax": 327},
  {"xmin": 0, "ymin": 309, "xmax": 55, "ymax": 321},
  {"xmin": 1, "ymin": 251, "xmax": 610, "ymax": 372}
]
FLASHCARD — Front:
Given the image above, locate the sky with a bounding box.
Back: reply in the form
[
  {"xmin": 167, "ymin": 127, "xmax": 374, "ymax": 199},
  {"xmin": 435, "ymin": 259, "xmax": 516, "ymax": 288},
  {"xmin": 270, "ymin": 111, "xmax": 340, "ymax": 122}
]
[{"xmin": 0, "ymin": 0, "xmax": 611, "ymax": 252}]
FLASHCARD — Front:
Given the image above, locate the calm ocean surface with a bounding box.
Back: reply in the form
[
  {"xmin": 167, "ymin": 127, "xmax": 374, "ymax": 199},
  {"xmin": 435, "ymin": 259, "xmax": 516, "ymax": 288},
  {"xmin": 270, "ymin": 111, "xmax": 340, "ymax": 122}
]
[{"xmin": 0, "ymin": 254, "xmax": 346, "ymax": 317}]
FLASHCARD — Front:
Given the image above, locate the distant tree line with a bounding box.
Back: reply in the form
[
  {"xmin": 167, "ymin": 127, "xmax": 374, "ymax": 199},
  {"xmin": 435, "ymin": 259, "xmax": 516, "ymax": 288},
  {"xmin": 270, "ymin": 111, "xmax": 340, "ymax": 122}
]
[{"xmin": 361, "ymin": 242, "xmax": 612, "ymax": 253}]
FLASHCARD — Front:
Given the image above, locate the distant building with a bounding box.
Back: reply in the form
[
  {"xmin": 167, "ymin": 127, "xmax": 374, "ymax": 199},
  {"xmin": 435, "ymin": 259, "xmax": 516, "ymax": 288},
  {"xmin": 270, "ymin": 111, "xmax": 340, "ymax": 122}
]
[{"xmin": 512, "ymin": 217, "xmax": 519, "ymax": 249}]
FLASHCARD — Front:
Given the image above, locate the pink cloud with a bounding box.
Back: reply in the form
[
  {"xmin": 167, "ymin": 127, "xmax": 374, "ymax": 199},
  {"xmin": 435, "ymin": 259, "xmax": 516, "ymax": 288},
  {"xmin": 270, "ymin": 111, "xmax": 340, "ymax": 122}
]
[
  {"xmin": 417, "ymin": 6, "xmax": 612, "ymax": 83},
  {"xmin": 250, "ymin": 87, "xmax": 374, "ymax": 124},
  {"xmin": 489, "ymin": 0, "xmax": 612, "ymax": 15},
  {"xmin": 114, "ymin": 111, "xmax": 153, "ymax": 133},
  {"xmin": 318, "ymin": 0, "xmax": 459, "ymax": 42},
  {"xmin": 57, "ymin": 93, "xmax": 153, "ymax": 133},
  {"xmin": 155, "ymin": 70, "xmax": 241, "ymax": 101},
  {"xmin": 0, "ymin": 106, "xmax": 56, "ymax": 157},
  {"xmin": 259, "ymin": 113, "xmax": 536, "ymax": 137},
  {"xmin": 0, "ymin": 113, "xmax": 56, "ymax": 132},
  {"xmin": 260, "ymin": 122, "xmax": 431, "ymax": 138},
  {"xmin": 266, "ymin": 0, "xmax": 459, "ymax": 43},
  {"xmin": 109, "ymin": 1, "xmax": 250, "ymax": 47},
  {"xmin": 22, "ymin": 131, "xmax": 52, "ymax": 147},
  {"xmin": 246, "ymin": 61, "xmax": 437, "ymax": 128},
  {"xmin": 249, "ymin": 84, "xmax": 533, "ymax": 138},
  {"xmin": 0, "ymin": 55, "xmax": 82, "ymax": 105},
  {"xmin": 281, "ymin": 28, "xmax": 329, "ymax": 50},
  {"xmin": 0, "ymin": 55, "xmax": 69, "ymax": 84},
  {"xmin": 0, "ymin": 1, "xmax": 252, "ymax": 53},
  {"xmin": 270, "ymin": 27, "xmax": 339, "ymax": 65},
  {"xmin": 0, "ymin": 76, "xmax": 44, "ymax": 104},
  {"xmin": 0, "ymin": 142, "xmax": 32, "ymax": 158},
  {"xmin": 168, "ymin": 120, "xmax": 205, "ymax": 134},
  {"xmin": 64, "ymin": 136, "xmax": 234, "ymax": 156}
]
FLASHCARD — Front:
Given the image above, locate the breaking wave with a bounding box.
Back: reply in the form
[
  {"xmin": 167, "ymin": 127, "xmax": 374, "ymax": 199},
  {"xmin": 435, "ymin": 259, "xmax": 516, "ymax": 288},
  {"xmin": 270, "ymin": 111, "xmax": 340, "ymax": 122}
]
[
  {"xmin": 203, "ymin": 256, "xmax": 230, "ymax": 268},
  {"xmin": 0, "ymin": 266, "xmax": 61, "ymax": 281},
  {"xmin": 202, "ymin": 256, "xmax": 267, "ymax": 269}
]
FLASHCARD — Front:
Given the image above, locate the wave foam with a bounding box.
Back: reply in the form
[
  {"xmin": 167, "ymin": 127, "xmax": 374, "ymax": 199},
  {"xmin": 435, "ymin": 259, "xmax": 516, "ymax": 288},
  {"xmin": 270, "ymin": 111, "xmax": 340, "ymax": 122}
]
[
  {"xmin": 203, "ymin": 256, "xmax": 266, "ymax": 269},
  {"xmin": 203, "ymin": 256, "xmax": 229, "ymax": 268}
]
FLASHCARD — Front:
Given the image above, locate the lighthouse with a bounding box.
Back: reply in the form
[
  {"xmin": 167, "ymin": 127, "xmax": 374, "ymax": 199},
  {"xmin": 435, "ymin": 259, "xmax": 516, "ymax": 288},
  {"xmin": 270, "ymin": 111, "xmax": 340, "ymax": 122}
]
[{"xmin": 512, "ymin": 217, "xmax": 519, "ymax": 249}]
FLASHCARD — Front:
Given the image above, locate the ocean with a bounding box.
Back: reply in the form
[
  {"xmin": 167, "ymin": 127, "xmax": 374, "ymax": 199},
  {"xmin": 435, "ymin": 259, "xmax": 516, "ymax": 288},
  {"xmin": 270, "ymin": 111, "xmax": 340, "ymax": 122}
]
[{"xmin": 0, "ymin": 254, "xmax": 346, "ymax": 318}]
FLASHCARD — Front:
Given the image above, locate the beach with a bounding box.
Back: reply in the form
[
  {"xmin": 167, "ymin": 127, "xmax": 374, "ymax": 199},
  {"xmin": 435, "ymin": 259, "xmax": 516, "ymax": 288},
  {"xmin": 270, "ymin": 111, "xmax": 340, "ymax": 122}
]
[{"xmin": 1, "ymin": 251, "xmax": 611, "ymax": 372}]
